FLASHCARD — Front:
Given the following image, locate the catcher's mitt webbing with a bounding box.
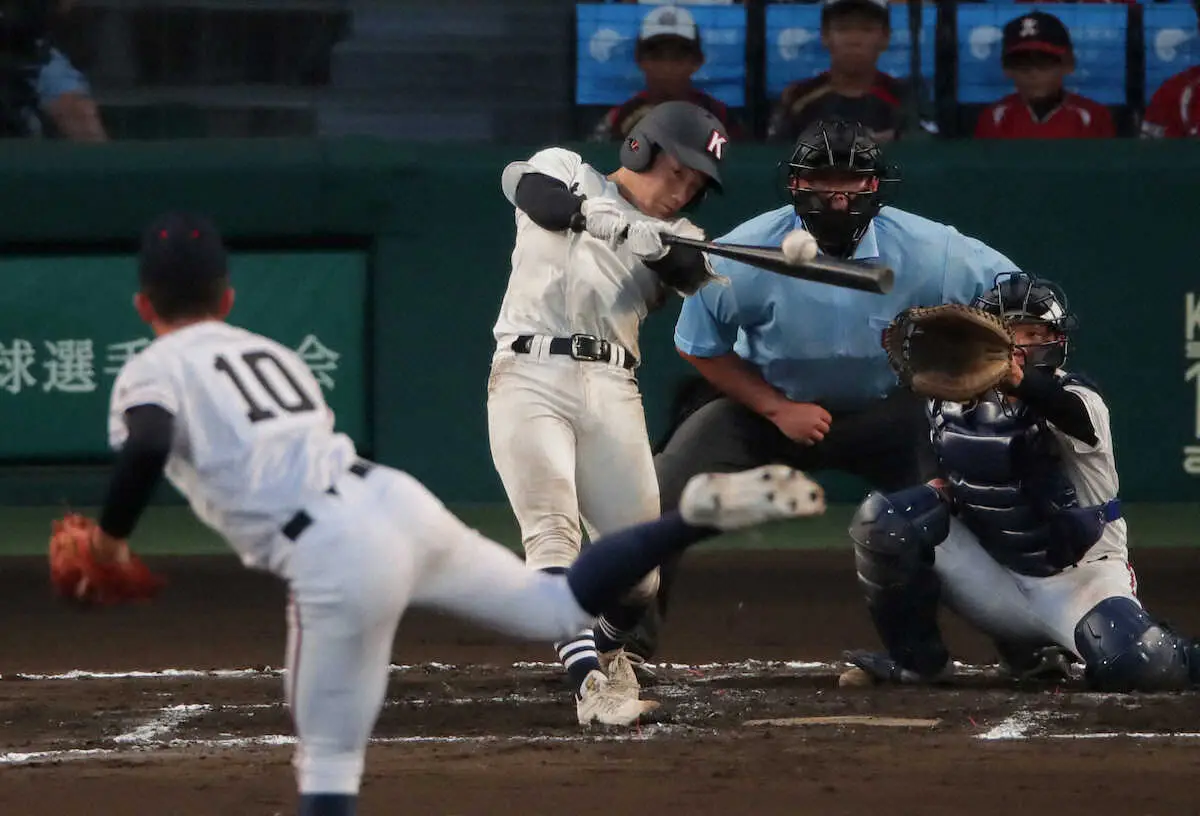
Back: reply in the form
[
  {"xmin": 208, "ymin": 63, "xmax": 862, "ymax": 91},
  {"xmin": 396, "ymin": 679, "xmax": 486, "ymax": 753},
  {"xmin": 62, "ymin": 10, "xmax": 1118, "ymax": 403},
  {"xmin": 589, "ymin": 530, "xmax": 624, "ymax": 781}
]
[{"xmin": 882, "ymin": 304, "xmax": 1014, "ymax": 402}]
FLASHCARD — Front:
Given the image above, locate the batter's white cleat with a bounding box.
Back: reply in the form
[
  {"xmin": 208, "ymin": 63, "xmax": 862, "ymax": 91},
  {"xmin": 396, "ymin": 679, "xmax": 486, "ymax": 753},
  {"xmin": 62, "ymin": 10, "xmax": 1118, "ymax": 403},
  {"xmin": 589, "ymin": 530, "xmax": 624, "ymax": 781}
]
[
  {"xmin": 599, "ymin": 648, "xmax": 641, "ymax": 699},
  {"xmin": 576, "ymin": 670, "xmax": 659, "ymax": 726},
  {"xmin": 679, "ymin": 465, "xmax": 826, "ymax": 531}
]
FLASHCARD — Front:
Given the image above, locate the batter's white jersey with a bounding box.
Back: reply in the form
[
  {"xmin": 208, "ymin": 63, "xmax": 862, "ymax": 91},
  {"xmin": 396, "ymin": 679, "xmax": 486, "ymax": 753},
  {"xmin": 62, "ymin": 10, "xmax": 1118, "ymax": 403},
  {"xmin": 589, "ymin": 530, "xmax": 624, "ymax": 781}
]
[
  {"xmin": 108, "ymin": 321, "xmax": 356, "ymax": 571},
  {"xmin": 495, "ymin": 147, "xmax": 687, "ymax": 360}
]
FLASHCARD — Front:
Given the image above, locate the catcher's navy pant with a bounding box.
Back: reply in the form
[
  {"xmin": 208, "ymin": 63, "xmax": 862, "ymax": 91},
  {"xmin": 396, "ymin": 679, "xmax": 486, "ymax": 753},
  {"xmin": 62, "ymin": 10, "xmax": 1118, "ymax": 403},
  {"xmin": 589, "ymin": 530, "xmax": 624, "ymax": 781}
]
[
  {"xmin": 281, "ymin": 464, "xmax": 596, "ymax": 794},
  {"xmin": 648, "ymin": 383, "xmax": 934, "ymax": 623}
]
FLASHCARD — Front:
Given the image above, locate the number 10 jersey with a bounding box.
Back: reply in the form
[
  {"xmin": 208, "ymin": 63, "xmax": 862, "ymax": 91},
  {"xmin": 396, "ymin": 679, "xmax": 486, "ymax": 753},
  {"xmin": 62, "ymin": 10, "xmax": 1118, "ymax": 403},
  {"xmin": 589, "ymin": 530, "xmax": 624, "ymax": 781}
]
[{"xmin": 108, "ymin": 321, "xmax": 356, "ymax": 570}]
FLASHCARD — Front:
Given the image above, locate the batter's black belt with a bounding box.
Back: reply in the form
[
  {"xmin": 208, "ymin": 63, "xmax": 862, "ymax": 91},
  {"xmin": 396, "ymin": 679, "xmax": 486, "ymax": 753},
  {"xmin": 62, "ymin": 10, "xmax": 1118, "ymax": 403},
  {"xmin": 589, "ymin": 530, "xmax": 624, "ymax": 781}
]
[
  {"xmin": 511, "ymin": 333, "xmax": 637, "ymax": 371},
  {"xmin": 282, "ymin": 459, "xmax": 374, "ymax": 542}
]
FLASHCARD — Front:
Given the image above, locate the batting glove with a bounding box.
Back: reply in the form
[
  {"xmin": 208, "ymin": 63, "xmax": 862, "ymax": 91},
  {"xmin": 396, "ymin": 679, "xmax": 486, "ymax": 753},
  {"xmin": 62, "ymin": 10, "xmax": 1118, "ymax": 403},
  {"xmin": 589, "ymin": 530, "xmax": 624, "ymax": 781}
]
[
  {"xmin": 666, "ymin": 217, "xmax": 706, "ymax": 242},
  {"xmin": 625, "ymin": 221, "xmax": 669, "ymax": 261},
  {"xmin": 579, "ymin": 198, "xmax": 629, "ymax": 244}
]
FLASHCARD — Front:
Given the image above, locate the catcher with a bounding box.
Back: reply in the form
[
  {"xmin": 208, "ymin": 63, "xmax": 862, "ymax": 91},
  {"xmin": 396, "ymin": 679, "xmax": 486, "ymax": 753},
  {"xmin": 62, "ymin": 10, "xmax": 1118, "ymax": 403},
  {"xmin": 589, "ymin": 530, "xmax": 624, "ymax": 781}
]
[{"xmin": 843, "ymin": 272, "xmax": 1200, "ymax": 692}]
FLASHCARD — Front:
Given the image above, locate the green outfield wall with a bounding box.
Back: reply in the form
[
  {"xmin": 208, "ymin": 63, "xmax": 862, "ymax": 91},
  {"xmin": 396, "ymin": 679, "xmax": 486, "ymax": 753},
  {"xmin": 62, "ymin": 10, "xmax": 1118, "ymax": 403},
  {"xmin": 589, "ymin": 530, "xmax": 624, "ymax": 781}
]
[{"xmin": 0, "ymin": 138, "xmax": 1196, "ymax": 504}]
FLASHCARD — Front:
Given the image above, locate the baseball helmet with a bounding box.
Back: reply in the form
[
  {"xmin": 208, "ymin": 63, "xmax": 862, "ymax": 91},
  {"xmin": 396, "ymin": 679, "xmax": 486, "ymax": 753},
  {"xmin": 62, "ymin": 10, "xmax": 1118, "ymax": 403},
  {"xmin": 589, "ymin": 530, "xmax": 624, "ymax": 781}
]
[
  {"xmin": 973, "ymin": 271, "xmax": 1078, "ymax": 370},
  {"xmin": 782, "ymin": 119, "xmax": 896, "ymax": 258},
  {"xmin": 620, "ymin": 100, "xmax": 728, "ymax": 196}
]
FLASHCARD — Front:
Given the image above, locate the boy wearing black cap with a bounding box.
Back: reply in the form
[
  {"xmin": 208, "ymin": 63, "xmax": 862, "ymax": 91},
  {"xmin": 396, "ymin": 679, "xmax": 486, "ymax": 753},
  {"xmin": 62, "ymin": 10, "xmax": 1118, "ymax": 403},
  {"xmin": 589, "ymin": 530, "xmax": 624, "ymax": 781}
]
[{"xmin": 975, "ymin": 10, "xmax": 1114, "ymax": 139}]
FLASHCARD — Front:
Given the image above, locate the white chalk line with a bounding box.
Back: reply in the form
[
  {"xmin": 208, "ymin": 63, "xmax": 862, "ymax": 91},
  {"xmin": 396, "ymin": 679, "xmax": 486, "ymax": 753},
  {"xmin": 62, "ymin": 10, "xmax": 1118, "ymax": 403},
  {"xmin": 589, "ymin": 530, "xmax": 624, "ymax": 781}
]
[
  {"xmin": 976, "ymin": 707, "xmax": 1050, "ymax": 741},
  {"xmin": 10, "ymin": 661, "xmax": 1196, "ymax": 766},
  {"xmin": 6, "ymin": 659, "xmax": 1000, "ymax": 682},
  {"xmin": 1048, "ymin": 732, "xmax": 1200, "ymax": 740},
  {"xmin": 0, "ymin": 726, "xmax": 681, "ymax": 767},
  {"xmin": 113, "ymin": 704, "xmax": 210, "ymax": 744},
  {"xmin": 975, "ymin": 706, "xmax": 1200, "ymax": 742}
]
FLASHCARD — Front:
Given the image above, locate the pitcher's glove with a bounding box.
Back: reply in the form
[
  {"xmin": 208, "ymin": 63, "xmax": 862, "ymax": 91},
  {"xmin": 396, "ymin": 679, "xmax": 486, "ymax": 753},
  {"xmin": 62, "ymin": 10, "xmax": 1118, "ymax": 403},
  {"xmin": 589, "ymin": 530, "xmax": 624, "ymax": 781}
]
[
  {"xmin": 882, "ymin": 304, "xmax": 1014, "ymax": 402},
  {"xmin": 48, "ymin": 513, "xmax": 166, "ymax": 606}
]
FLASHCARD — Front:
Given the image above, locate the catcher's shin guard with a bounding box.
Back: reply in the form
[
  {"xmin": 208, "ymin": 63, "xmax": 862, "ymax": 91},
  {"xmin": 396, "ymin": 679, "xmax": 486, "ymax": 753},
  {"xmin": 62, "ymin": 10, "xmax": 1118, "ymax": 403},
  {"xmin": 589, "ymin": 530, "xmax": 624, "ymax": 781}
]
[
  {"xmin": 849, "ymin": 485, "xmax": 951, "ymax": 676},
  {"xmin": 1074, "ymin": 597, "xmax": 1198, "ymax": 692}
]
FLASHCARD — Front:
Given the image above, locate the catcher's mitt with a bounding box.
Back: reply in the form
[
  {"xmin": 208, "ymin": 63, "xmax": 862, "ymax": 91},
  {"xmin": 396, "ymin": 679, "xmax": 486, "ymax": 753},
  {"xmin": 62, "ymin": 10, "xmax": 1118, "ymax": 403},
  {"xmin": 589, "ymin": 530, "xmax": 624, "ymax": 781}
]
[
  {"xmin": 882, "ymin": 304, "xmax": 1014, "ymax": 402},
  {"xmin": 49, "ymin": 513, "xmax": 166, "ymax": 606}
]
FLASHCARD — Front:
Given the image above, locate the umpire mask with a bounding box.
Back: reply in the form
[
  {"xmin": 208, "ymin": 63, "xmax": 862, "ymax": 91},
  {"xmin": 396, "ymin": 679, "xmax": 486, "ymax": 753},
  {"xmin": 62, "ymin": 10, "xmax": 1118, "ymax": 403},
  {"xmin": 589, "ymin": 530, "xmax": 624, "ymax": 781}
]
[{"xmin": 782, "ymin": 120, "xmax": 893, "ymax": 258}]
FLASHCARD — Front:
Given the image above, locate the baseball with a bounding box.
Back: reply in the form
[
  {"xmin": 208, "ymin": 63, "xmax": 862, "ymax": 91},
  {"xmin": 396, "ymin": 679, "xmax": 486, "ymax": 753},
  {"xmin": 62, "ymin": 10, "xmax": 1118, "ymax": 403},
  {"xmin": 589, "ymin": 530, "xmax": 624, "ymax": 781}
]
[{"xmin": 781, "ymin": 230, "xmax": 818, "ymax": 265}]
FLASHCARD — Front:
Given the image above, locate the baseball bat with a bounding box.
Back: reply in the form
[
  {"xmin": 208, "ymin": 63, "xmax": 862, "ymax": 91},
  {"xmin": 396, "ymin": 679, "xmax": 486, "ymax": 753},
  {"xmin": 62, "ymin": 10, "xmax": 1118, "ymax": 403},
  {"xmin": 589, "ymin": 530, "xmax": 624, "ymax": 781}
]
[{"xmin": 660, "ymin": 234, "xmax": 894, "ymax": 295}]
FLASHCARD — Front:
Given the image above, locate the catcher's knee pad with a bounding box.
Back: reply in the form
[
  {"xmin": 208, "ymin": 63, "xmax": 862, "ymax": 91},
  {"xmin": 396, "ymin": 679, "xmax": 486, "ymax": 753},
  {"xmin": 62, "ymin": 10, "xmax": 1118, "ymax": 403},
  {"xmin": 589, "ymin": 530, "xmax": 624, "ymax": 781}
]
[
  {"xmin": 1074, "ymin": 597, "xmax": 1195, "ymax": 692},
  {"xmin": 849, "ymin": 485, "xmax": 951, "ymax": 676},
  {"xmin": 522, "ymin": 527, "xmax": 582, "ymax": 572},
  {"xmin": 849, "ymin": 484, "xmax": 949, "ymax": 590}
]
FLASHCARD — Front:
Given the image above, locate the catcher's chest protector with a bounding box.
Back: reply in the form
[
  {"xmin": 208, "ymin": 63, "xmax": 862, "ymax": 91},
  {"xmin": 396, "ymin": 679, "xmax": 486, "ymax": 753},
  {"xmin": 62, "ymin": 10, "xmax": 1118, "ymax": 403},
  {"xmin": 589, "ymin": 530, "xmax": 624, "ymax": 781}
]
[{"xmin": 932, "ymin": 398, "xmax": 1098, "ymax": 576}]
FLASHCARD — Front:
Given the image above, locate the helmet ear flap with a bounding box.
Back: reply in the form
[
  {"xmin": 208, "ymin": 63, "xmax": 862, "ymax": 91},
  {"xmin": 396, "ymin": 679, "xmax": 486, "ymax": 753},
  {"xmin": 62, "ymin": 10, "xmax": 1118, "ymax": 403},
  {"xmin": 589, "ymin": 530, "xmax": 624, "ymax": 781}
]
[{"xmin": 620, "ymin": 127, "xmax": 655, "ymax": 173}]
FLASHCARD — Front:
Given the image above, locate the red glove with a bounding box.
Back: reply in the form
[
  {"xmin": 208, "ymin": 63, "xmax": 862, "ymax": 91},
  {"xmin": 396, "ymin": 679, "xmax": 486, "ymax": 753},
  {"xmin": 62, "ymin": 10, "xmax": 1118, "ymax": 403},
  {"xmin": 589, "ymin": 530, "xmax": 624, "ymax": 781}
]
[{"xmin": 48, "ymin": 513, "xmax": 166, "ymax": 605}]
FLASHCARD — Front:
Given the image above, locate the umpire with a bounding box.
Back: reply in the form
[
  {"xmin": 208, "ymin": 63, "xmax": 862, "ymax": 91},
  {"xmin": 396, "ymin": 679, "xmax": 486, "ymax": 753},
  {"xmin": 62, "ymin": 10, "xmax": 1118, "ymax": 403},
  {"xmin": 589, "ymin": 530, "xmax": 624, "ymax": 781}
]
[{"xmin": 628, "ymin": 119, "xmax": 1020, "ymax": 662}]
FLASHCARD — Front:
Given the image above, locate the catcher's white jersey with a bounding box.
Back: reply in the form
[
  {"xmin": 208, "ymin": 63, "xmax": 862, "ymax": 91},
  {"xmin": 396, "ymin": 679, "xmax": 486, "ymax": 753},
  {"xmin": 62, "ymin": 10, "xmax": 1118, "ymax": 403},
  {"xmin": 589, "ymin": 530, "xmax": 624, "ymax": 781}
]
[
  {"xmin": 494, "ymin": 147, "xmax": 680, "ymax": 360},
  {"xmin": 1055, "ymin": 383, "xmax": 1126, "ymax": 560},
  {"xmin": 931, "ymin": 379, "xmax": 1133, "ymax": 660},
  {"xmin": 108, "ymin": 321, "xmax": 356, "ymax": 570}
]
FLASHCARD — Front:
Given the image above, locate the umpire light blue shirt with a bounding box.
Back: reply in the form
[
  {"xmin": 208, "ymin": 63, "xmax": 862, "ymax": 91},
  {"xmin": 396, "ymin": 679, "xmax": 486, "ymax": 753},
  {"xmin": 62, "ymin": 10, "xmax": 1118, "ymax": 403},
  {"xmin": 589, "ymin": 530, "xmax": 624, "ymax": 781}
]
[{"xmin": 674, "ymin": 205, "xmax": 1018, "ymax": 412}]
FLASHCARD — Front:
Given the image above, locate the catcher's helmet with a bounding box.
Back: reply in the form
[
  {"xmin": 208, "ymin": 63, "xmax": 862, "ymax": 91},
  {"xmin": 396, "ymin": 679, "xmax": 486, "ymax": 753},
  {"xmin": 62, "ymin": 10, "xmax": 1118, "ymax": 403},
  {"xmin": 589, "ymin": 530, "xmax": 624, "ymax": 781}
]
[
  {"xmin": 973, "ymin": 272, "xmax": 1077, "ymax": 371},
  {"xmin": 620, "ymin": 100, "xmax": 728, "ymax": 198},
  {"xmin": 782, "ymin": 118, "xmax": 896, "ymax": 258}
]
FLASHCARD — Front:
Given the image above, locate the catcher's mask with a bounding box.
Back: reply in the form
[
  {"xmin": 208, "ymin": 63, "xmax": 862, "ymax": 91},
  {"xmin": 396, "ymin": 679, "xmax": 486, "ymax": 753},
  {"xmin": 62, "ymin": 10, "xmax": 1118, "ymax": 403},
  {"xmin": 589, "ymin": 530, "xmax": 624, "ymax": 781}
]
[
  {"xmin": 781, "ymin": 119, "xmax": 897, "ymax": 258},
  {"xmin": 973, "ymin": 272, "xmax": 1077, "ymax": 371}
]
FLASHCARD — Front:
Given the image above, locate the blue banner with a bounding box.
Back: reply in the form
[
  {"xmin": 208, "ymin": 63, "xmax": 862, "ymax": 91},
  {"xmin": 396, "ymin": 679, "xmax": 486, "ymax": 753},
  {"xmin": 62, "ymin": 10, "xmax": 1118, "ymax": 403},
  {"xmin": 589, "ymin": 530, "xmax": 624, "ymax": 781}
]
[
  {"xmin": 956, "ymin": 4, "xmax": 1129, "ymax": 105},
  {"xmin": 764, "ymin": 3, "xmax": 937, "ymax": 100},
  {"xmin": 575, "ymin": 3, "xmax": 747, "ymax": 107},
  {"xmin": 1145, "ymin": 6, "xmax": 1200, "ymax": 101}
]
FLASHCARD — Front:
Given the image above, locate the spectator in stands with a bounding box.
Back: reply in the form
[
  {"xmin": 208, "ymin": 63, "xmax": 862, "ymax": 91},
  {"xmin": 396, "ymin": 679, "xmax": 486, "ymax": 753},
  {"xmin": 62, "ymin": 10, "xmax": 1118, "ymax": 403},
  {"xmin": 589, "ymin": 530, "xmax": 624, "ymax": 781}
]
[
  {"xmin": 767, "ymin": 0, "xmax": 908, "ymax": 145},
  {"xmin": 0, "ymin": 0, "xmax": 106, "ymax": 140},
  {"xmin": 591, "ymin": 5, "xmax": 740, "ymax": 142},
  {"xmin": 1141, "ymin": 1, "xmax": 1200, "ymax": 139},
  {"xmin": 975, "ymin": 10, "xmax": 1113, "ymax": 140}
]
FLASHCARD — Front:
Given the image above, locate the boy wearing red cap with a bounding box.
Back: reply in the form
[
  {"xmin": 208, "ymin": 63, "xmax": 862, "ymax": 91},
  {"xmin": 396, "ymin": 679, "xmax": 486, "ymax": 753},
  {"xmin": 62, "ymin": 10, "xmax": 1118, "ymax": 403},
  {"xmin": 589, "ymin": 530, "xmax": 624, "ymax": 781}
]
[{"xmin": 975, "ymin": 10, "xmax": 1114, "ymax": 139}]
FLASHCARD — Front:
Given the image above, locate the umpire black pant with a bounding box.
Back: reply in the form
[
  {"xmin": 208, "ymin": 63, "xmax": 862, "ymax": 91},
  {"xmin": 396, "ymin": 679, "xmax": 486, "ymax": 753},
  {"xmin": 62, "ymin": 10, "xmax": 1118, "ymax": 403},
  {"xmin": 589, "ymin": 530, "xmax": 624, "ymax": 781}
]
[{"xmin": 628, "ymin": 379, "xmax": 937, "ymax": 659}]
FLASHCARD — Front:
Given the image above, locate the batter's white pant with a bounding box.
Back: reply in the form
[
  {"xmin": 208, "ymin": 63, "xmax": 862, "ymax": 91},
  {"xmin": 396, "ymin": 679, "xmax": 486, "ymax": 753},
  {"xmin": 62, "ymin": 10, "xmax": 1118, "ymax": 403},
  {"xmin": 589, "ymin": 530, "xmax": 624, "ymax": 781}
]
[
  {"xmin": 280, "ymin": 464, "xmax": 595, "ymax": 795},
  {"xmin": 934, "ymin": 518, "xmax": 1139, "ymax": 658},
  {"xmin": 486, "ymin": 345, "xmax": 660, "ymax": 602}
]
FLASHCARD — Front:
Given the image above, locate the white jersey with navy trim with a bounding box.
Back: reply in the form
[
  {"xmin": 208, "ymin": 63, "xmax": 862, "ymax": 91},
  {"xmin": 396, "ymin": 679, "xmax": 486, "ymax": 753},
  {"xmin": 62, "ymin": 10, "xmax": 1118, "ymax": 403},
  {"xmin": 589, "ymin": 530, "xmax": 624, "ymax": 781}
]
[
  {"xmin": 495, "ymin": 146, "xmax": 689, "ymax": 360},
  {"xmin": 1056, "ymin": 381, "xmax": 1125, "ymax": 560},
  {"xmin": 107, "ymin": 321, "xmax": 356, "ymax": 570}
]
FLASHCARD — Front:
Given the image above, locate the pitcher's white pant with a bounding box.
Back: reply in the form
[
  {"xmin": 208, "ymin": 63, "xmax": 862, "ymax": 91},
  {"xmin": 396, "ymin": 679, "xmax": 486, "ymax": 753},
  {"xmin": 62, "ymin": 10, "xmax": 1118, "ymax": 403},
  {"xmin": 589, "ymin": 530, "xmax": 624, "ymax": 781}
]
[
  {"xmin": 486, "ymin": 346, "xmax": 660, "ymax": 602},
  {"xmin": 934, "ymin": 518, "xmax": 1139, "ymax": 658},
  {"xmin": 280, "ymin": 464, "xmax": 595, "ymax": 795}
]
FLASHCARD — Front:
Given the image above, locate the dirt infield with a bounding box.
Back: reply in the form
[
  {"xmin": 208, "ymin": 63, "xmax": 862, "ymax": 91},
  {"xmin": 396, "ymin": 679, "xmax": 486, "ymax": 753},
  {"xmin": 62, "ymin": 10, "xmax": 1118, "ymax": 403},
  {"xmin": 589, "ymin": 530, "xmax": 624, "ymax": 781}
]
[{"xmin": 3, "ymin": 548, "xmax": 1200, "ymax": 816}]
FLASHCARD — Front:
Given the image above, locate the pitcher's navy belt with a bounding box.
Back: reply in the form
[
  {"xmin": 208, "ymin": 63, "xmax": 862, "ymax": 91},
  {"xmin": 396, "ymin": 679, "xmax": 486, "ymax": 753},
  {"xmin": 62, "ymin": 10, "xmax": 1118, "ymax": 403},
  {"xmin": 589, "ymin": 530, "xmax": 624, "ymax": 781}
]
[
  {"xmin": 282, "ymin": 459, "xmax": 374, "ymax": 542},
  {"xmin": 511, "ymin": 334, "xmax": 637, "ymax": 370}
]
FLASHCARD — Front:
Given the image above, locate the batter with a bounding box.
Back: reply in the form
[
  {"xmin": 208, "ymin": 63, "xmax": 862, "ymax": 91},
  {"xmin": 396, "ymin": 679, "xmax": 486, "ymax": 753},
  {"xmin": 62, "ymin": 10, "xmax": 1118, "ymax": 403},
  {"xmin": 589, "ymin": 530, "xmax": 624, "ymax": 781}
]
[{"xmin": 487, "ymin": 101, "xmax": 729, "ymax": 724}]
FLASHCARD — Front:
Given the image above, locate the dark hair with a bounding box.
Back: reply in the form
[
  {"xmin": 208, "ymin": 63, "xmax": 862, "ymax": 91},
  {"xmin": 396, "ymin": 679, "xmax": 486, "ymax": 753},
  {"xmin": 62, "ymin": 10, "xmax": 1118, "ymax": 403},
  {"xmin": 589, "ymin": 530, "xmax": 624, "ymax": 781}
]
[
  {"xmin": 821, "ymin": 0, "xmax": 890, "ymax": 32},
  {"xmin": 137, "ymin": 212, "xmax": 229, "ymax": 321}
]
